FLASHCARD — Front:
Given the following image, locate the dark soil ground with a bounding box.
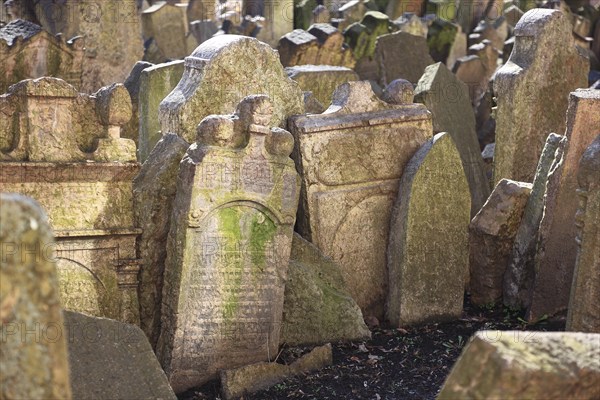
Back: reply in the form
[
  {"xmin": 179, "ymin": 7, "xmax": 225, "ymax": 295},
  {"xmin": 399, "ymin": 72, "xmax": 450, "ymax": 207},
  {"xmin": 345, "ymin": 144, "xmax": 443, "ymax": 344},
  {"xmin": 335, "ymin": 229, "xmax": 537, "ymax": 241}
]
[{"xmin": 180, "ymin": 295, "xmax": 565, "ymax": 400}]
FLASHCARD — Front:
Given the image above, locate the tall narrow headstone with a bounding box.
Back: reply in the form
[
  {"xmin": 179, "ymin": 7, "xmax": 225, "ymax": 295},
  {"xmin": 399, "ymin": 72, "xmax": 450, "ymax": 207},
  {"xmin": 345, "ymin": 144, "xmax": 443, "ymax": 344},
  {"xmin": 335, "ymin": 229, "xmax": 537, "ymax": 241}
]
[
  {"xmin": 493, "ymin": 9, "xmax": 588, "ymax": 185},
  {"xmin": 503, "ymin": 133, "xmax": 565, "ymax": 309},
  {"xmin": 566, "ymin": 134, "xmax": 600, "ymax": 333},
  {"xmin": 156, "ymin": 95, "xmax": 300, "ymax": 392},
  {"xmin": 529, "ymin": 89, "xmax": 600, "ymax": 321},
  {"xmin": 414, "ymin": 62, "xmax": 491, "ymax": 216},
  {"xmin": 0, "ymin": 194, "xmax": 72, "ymax": 400},
  {"xmin": 289, "ymin": 81, "xmax": 433, "ymax": 319},
  {"xmin": 159, "ymin": 35, "xmax": 304, "ymax": 143},
  {"xmin": 387, "ymin": 132, "xmax": 471, "ymax": 326}
]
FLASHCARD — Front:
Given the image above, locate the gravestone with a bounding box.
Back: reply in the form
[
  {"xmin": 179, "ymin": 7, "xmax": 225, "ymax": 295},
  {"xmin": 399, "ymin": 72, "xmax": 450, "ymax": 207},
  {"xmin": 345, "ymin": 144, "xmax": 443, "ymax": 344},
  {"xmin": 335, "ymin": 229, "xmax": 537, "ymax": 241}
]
[
  {"xmin": 134, "ymin": 134, "xmax": 190, "ymax": 348},
  {"xmin": 469, "ymin": 179, "xmax": 532, "ymax": 306},
  {"xmin": 374, "ymin": 30, "xmax": 435, "ymax": 86},
  {"xmin": 392, "ymin": 12, "xmax": 429, "ymax": 37},
  {"xmin": 160, "ymin": 35, "xmax": 304, "ymax": 143},
  {"xmin": 566, "ymin": 134, "xmax": 600, "ymax": 333},
  {"xmin": 529, "ymin": 89, "xmax": 600, "ymax": 321},
  {"xmin": 190, "ymin": 19, "xmax": 219, "ymax": 45},
  {"xmin": 138, "ymin": 60, "xmax": 185, "ymax": 162},
  {"xmin": 142, "ymin": 2, "xmax": 190, "ymax": 63},
  {"xmin": 382, "ymin": 78, "xmax": 415, "ymax": 104},
  {"xmin": 493, "ymin": 9, "xmax": 588, "ymax": 184},
  {"xmin": 0, "ymin": 19, "xmax": 85, "ymax": 93},
  {"xmin": 278, "ymin": 25, "xmax": 355, "ymax": 68},
  {"xmin": 286, "ymin": 65, "xmax": 359, "ymax": 106},
  {"xmin": 122, "ymin": 61, "xmax": 154, "ymax": 144},
  {"xmin": 0, "ymin": 78, "xmax": 141, "ymax": 324},
  {"xmin": 65, "ymin": 311, "xmax": 177, "ymax": 399},
  {"xmin": 0, "ymin": 194, "xmax": 72, "ymax": 400},
  {"xmin": 503, "ymin": 133, "xmax": 565, "ymax": 309},
  {"xmin": 290, "ymin": 81, "xmax": 433, "ymax": 319},
  {"xmin": 438, "ymin": 331, "xmax": 600, "ymax": 399},
  {"xmin": 414, "ymin": 62, "xmax": 491, "ymax": 216},
  {"xmin": 278, "ymin": 29, "xmax": 320, "ymax": 66},
  {"xmin": 387, "ymin": 132, "xmax": 470, "ymax": 326},
  {"xmin": 282, "ymin": 233, "xmax": 371, "ymax": 345},
  {"xmin": 426, "ymin": 19, "xmax": 466, "ymax": 69},
  {"xmin": 156, "ymin": 95, "xmax": 300, "ymax": 392}
]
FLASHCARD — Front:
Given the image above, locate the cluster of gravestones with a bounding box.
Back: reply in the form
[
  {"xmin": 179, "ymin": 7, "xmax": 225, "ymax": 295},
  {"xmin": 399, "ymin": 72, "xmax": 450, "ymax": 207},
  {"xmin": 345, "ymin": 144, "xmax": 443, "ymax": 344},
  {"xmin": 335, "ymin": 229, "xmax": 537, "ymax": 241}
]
[{"xmin": 1, "ymin": 0, "xmax": 600, "ymax": 399}]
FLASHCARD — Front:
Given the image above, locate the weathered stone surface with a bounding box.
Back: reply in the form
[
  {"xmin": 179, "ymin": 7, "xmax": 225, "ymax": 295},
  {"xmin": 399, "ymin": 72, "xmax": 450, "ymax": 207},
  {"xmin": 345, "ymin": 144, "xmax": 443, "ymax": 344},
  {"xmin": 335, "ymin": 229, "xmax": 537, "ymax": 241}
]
[
  {"xmin": 156, "ymin": 96, "xmax": 300, "ymax": 392},
  {"xmin": 505, "ymin": 5, "xmax": 525, "ymax": 28},
  {"xmin": 452, "ymin": 55, "xmax": 486, "ymax": 103},
  {"xmin": 286, "ymin": 65, "xmax": 359, "ymax": 107},
  {"xmin": 122, "ymin": 61, "xmax": 154, "ymax": 144},
  {"xmin": 0, "ymin": 194, "xmax": 72, "ymax": 400},
  {"xmin": 190, "ymin": 19, "xmax": 218, "ymax": 46},
  {"xmin": 290, "ymin": 81, "xmax": 432, "ymax": 319},
  {"xmin": 160, "ymin": 35, "xmax": 304, "ymax": 143},
  {"xmin": 0, "ymin": 19, "xmax": 85, "ymax": 93},
  {"xmin": 414, "ymin": 62, "xmax": 491, "ymax": 216},
  {"xmin": 427, "ymin": 19, "xmax": 466, "ymax": 69},
  {"xmin": 65, "ymin": 311, "xmax": 176, "ymax": 400},
  {"xmin": 278, "ymin": 25, "xmax": 355, "ymax": 68},
  {"xmin": 303, "ymin": 91, "xmax": 326, "ymax": 114},
  {"xmin": 281, "ymin": 233, "xmax": 371, "ymax": 345},
  {"xmin": 456, "ymin": 0, "xmax": 488, "ymax": 33},
  {"xmin": 138, "ymin": 60, "xmax": 185, "ymax": 162},
  {"xmin": 382, "ymin": 78, "xmax": 414, "ymax": 104},
  {"xmin": 503, "ymin": 133, "xmax": 565, "ymax": 309},
  {"xmin": 295, "ymin": 0, "xmax": 318, "ymax": 30},
  {"xmin": 134, "ymin": 133, "xmax": 190, "ymax": 348},
  {"xmin": 493, "ymin": 9, "xmax": 588, "ymax": 185},
  {"xmin": 387, "ymin": 132, "xmax": 470, "ymax": 326},
  {"xmin": 374, "ymin": 30, "xmax": 435, "ymax": 86},
  {"xmin": 142, "ymin": 2, "xmax": 190, "ymax": 63},
  {"xmin": 567, "ymin": 134, "xmax": 600, "ymax": 333},
  {"xmin": 530, "ymin": 89, "xmax": 600, "ymax": 321},
  {"xmin": 469, "ymin": 179, "xmax": 532, "ymax": 306},
  {"xmin": 1, "ymin": 78, "xmax": 141, "ymax": 323},
  {"xmin": 220, "ymin": 344, "xmax": 333, "ymax": 400},
  {"xmin": 344, "ymin": 11, "xmax": 392, "ymax": 80},
  {"xmin": 438, "ymin": 331, "xmax": 600, "ymax": 399}
]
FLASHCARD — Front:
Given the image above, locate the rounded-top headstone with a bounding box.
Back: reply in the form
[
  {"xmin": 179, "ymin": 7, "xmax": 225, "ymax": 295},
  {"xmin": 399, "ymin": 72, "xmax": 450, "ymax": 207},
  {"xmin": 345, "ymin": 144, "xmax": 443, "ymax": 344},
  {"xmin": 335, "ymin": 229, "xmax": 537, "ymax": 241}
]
[{"xmin": 382, "ymin": 79, "xmax": 414, "ymax": 104}]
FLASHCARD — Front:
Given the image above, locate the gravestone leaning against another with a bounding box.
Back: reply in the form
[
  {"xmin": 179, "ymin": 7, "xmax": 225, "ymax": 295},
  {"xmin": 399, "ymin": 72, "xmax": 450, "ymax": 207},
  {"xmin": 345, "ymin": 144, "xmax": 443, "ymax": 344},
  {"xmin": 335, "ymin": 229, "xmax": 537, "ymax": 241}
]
[{"xmin": 156, "ymin": 95, "xmax": 300, "ymax": 393}]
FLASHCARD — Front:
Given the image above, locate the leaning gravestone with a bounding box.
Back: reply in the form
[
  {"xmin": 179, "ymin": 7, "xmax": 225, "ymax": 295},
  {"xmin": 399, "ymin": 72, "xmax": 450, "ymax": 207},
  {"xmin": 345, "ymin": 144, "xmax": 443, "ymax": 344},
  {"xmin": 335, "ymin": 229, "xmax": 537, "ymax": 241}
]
[
  {"xmin": 138, "ymin": 60, "xmax": 185, "ymax": 162},
  {"xmin": 529, "ymin": 89, "xmax": 600, "ymax": 322},
  {"xmin": 65, "ymin": 310, "xmax": 176, "ymax": 399},
  {"xmin": 469, "ymin": 179, "xmax": 532, "ymax": 306},
  {"xmin": 156, "ymin": 95, "xmax": 300, "ymax": 393},
  {"xmin": 438, "ymin": 331, "xmax": 600, "ymax": 399},
  {"xmin": 0, "ymin": 194, "xmax": 72, "ymax": 400},
  {"xmin": 493, "ymin": 9, "xmax": 588, "ymax": 185},
  {"xmin": 503, "ymin": 133, "xmax": 565, "ymax": 309},
  {"xmin": 160, "ymin": 35, "xmax": 304, "ymax": 143},
  {"xmin": 414, "ymin": 62, "xmax": 490, "ymax": 216},
  {"xmin": 289, "ymin": 81, "xmax": 433, "ymax": 319},
  {"xmin": 134, "ymin": 134, "xmax": 190, "ymax": 348},
  {"xmin": 387, "ymin": 132, "xmax": 471, "ymax": 326},
  {"xmin": 567, "ymin": 134, "xmax": 600, "ymax": 333}
]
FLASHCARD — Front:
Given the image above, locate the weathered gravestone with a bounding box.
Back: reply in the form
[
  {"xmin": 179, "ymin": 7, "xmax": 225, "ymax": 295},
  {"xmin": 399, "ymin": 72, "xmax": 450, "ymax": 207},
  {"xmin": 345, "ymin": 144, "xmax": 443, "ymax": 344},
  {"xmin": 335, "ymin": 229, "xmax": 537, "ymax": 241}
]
[
  {"xmin": 156, "ymin": 95, "xmax": 300, "ymax": 392},
  {"xmin": 426, "ymin": 19, "xmax": 466, "ymax": 69},
  {"xmin": 381, "ymin": 78, "xmax": 415, "ymax": 105},
  {"xmin": 529, "ymin": 89, "xmax": 600, "ymax": 321},
  {"xmin": 142, "ymin": 2, "xmax": 191, "ymax": 63},
  {"xmin": 438, "ymin": 331, "xmax": 600, "ymax": 399},
  {"xmin": 134, "ymin": 134, "xmax": 190, "ymax": 348},
  {"xmin": 0, "ymin": 194, "xmax": 72, "ymax": 400},
  {"xmin": 281, "ymin": 233, "xmax": 371, "ymax": 345},
  {"xmin": 503, "ymin": 133, "xmax": 565, "ymax": 309},
  {"xmin": 0, "ymin": 19, "xmax": 85, "ymax": 93},
  {"xmin": 138, "ymin": 60, "xmax": 185, "ymax": 162},
  {"xmin": 469, "ymin": 179, "xmax": 532, "ymax": 306},
  {"xmin": 159, "ymin": 35, "xmax": 304, "ymax": 143},
  {"xmin": 122, "ymin": 61, "xmax": 154, "ymax": 145},
  {"xmin": 567, "ymin": 134, "xmax": 600, "ymax": 333},
  {"xmin": 290, "ymin": 81, "xmax": 433, "ymax": 319},
  {"xmin": 493, "ymin": 8, "xmax": 588, "ymax": 185},
  {"xmin": 414, "ymin": 62, "xmax": 491, "ymax": 216},
  {"xmin": 0, "ymin": 78, "xmax": 141, "ymax": 324},
  {"xmin": 374, "ymin": 30, "xmax": 435, "ymax": 86},
  {"xmin": 64, "ymin": 310, "xmax": 177, "ymax": 399},
  {"xmin": 387, "ymin": 132, "xmax": 470, "ymax": 326},
  {"xmin": 278, "ymin": 29, "xmax": 320, "ymax": 67},
  {"xmin": 286, "ymin": 65, "xmax": 359, "ymax": 106},
  {"xmin": 392, "ymin": 12, "xmax": 429, "ymax": 37}
]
